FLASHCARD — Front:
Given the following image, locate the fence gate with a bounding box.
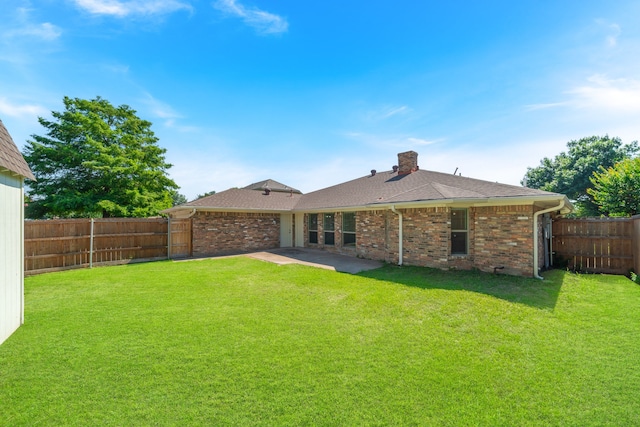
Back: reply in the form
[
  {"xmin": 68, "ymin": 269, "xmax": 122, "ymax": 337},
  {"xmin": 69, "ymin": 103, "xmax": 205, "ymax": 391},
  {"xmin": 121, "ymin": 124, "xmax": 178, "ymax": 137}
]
[
  {"xmin": 553, "ymin": 218, "xmax": 634, "ymax": 275},
  {"xmin": 169, "ymin": 218, "xmax": 192, "ymax": 258}
]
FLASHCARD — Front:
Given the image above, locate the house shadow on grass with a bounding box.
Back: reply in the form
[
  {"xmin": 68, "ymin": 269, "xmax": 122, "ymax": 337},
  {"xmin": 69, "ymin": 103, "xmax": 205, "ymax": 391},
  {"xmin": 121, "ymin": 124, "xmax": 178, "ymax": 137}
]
[{"xmin": 357, "ymin": 265, "xmax": 564, "ymax": 311}]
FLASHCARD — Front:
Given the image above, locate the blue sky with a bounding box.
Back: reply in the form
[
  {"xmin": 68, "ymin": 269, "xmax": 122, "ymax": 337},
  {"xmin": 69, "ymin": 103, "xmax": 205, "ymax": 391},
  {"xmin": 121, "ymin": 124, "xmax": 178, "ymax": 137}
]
[{"xmin": 2, "ymin": 0, "xmax": 640, "ymax": 200}]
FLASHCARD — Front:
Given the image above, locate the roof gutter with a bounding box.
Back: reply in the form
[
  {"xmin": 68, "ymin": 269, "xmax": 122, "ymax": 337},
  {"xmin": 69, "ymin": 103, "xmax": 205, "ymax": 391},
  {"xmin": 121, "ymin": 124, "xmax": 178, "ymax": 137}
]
[
  {"xmin": 390, "ymin": 205, "xmax": 403, "ymax": 266},
  {"xmin": 533, "ymin": 199, "xmax": 565, "ymax": 280}
]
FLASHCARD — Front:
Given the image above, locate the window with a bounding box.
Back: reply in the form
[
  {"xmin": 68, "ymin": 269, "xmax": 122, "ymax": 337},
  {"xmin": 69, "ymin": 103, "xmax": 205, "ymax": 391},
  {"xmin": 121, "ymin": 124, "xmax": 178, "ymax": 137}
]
[
  {"xmin": 308, "ymin": 214, "xmax": 318, "ymax": 244},
  {"xmin": 342, "ymin": 212, "xmax": 356, "ymax": 246},
  {"xmin": 323, "ymin": 213, "xmax": 335, "ymax": 245},
  {"xmin": 451, "ymin": 208, "xmax": 468, "ymax": 255}
]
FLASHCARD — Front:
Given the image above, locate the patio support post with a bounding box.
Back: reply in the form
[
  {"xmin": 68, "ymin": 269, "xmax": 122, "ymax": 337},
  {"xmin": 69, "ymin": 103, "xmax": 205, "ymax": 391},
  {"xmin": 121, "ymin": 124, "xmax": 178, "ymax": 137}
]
[
  {"xmin": 167, "ymin": 216, "xmax": 172, "ymax": 260},
  {"xmin": 89, "ymin": 218, "xmax": 94, "ymax": 269}
]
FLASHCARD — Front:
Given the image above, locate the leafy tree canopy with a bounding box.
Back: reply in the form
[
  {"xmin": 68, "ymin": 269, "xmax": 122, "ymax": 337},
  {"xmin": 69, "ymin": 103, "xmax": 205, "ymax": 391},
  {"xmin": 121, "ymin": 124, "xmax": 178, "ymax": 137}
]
[
  {"xmin": 171, "ymin": 191, "xmax": 188, "ymax": 206},
  {"xmin": 588, "ymin": 157, "xmax": 640, "ymax": 217},
  {"xmin": 23, "ymin": 96, "xmax": 179, "ymax": 218},
  {"xmin": 522, "ymin": 135, "xmax": 638, "ymax": 216},
  {"xmin": 196, "ymin": 190, "xmax": 216, "ymax": 199}
]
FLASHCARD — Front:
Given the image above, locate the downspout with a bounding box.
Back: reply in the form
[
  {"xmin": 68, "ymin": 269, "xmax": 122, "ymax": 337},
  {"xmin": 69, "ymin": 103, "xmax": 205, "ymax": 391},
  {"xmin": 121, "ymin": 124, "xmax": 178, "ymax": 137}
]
[
  {"xmin": 390, "ymin": 205, "xmax": 403, "ymax": 266},
  {"xmin": 533, "ymin": 200, "xmax": 564, "ymax": 279}
]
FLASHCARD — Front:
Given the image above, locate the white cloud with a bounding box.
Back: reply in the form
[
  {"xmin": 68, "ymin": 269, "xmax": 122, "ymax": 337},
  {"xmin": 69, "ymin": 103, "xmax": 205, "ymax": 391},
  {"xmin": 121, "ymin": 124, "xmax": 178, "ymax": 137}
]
[
  {"xmin": 380, "ymin": 105, "xmax": 410, "ymax": 119},
  {"xmin": 2, "ymin": 8, "xmax": 62, "ymax": 42},
  {"xmin": 101, "ymin": 63, "xmax": 130, "ymax": 74},
  {"xmin": 344, "ymin": 131, "xmax": 442, "ymax": 150},
  {"xmin": 142, "ymin": 94, "xmax": 180, "ymax": 119},
  {"xmin": 139, "ymin": 93, "xmax": 199, "ymax": 132},
  {"xmin": 606, "ymin": 24, "xmax": 621, "ymax": 47},
  {"xmin": 5, "ymin": 22, "xmax": 62, "ymax": 40},
  {"xmin": 0, "ymin": 98, "xmax": 48, "ymax": 118},
  {"xmin": 363, "ymin": 105, "xmax": 413, "ymax": 122},
  {"xmin": 523, "ymin": 102, "xmax": 567, "ymax": 111},
  {"xmin": 407, "ymin": 137, "xmax": 440, "ymax": 146},
  {"xmin": 72, "ymin": 0, "xmax": 192, "ymax": 17},
  {"xmin": 213, "ymin": 0, "xmax": 288, "ymax": 35},
  {"xmin": 567, "ymin": 74, "xmax": 640, "ymax": 113},
  {"xmin": 74, "ymin": 0, "xmax": 127, "ymax": 16},
  {"xmin": 595, "ymin": 19, "xmax": 621, "ymax": 48},
  {"xmin": 524, "ymin": 75, "xmax": 640, "ymax": 116}
]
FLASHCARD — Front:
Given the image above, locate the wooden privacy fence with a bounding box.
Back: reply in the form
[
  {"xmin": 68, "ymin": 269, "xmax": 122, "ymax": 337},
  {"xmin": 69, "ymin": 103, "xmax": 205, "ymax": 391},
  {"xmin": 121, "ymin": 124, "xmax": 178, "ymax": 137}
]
[
  {"xmin": 24, "ymin": 218, "xmax": 193, "ymax": 275},
  {"xmin": 553, "ymin": 217, "xmax": 640, "ymax": 275}
]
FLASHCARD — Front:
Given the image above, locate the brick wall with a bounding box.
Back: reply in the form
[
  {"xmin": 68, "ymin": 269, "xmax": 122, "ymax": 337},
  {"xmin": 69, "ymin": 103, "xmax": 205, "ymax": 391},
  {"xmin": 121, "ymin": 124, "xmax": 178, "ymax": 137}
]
[
  {"xmin": 192, "ymin": 211, "xmax": 280, "ymax": 257},
  {"xmin": 356, "ymin": 210, "xmax": 397, "ymax": 263},
  {"xmin": 473, "ymin": 205, "xmax": 534, "ymax": 276},
  {"xmin": 402, "ymin": 207, "xmax": 450, "ymax": 269},
  {"xmin": 302, "ymin": 204, "xmax": 538, "ymax": 276},
  {"xmin": 359, "ymin": 205, "xmax": 536, "ymax": 276}
]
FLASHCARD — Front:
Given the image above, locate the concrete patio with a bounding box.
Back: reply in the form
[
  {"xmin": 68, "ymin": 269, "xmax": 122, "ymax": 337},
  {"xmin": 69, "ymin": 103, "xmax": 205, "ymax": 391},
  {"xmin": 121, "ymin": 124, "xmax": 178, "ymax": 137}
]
[{"xmin": 245, "ymin": 247, "xmax": 384, "ymax": 274}]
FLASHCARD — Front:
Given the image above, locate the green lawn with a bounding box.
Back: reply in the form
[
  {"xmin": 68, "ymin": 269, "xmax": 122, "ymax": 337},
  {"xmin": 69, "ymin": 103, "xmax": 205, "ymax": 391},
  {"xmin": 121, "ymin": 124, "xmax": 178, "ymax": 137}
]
[{"xmin": 1, "ymin": 258, "xmax": 639, "ymax": 426}]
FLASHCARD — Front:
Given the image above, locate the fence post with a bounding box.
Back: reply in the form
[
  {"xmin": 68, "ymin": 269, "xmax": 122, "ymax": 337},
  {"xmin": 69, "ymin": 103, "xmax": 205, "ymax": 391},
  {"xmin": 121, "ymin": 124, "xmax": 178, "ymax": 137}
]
[
  {"xmin": 633, "ymin": 215, "xmax": 640, "ymax": 275},
  {"xmin": 89, "ymin": 218, "xmax": 94, "ymax": 269},
  {"xmin": 167, "ymin": 217, "xmax": 172, "ymax": 260}
]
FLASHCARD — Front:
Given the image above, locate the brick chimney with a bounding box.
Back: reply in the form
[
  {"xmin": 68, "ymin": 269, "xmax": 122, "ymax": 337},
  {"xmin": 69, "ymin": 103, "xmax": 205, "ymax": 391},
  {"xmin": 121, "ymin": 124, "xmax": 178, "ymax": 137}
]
[{"xmin": 397, "ymin": 151, "xmax": 418, "ymax": 175}]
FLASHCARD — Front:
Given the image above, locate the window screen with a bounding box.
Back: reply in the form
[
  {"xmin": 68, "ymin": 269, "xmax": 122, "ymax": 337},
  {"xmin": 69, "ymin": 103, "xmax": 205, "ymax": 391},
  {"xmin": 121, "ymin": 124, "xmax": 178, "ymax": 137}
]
[
  {"xmin": 342, "ymin": 212, "xmax": 356, "ymax": 246},
  {"xmin": 324, "ymin": 213, "xmax": 335, "ymax": 245},
  {"xmin": 308, "ymin": 213, "xmax": 318, "ymax": 244}
]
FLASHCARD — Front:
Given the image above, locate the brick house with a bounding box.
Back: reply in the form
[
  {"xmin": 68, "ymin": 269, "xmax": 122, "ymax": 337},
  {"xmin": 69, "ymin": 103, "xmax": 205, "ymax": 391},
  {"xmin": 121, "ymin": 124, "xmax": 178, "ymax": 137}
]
[
  {"xmin": 163, "ymin": 152, "xmax": 572, "ymax": 277},
  {"xmin": 0, "ymin": 120, "xmax": 35, "ymax": 345}
]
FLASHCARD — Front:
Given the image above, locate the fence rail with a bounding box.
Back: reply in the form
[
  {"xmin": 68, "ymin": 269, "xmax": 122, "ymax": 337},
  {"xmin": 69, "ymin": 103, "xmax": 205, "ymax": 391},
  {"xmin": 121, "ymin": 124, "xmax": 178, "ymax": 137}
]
[
  {"xmin": 553, "ymin": 217, "xmax": 640, "ymax": 275},
  {"xmin": 24, "ymin": 218, "xmax": 192, "ymax": 275}
]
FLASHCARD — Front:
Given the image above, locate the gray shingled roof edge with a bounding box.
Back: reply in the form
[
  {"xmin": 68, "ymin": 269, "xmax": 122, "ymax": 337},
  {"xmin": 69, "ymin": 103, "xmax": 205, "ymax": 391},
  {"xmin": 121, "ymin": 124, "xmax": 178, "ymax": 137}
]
[
  {"xmin": 163, "ymin": 163, "xmax": 574, "ymax": 215},
  {"xmin": 0, "ymin": 119, "xmax": 35, "ymax": 180},
  {"xmin": 165, "ymin": 192, "xmax": 573, "ymax": 215}
]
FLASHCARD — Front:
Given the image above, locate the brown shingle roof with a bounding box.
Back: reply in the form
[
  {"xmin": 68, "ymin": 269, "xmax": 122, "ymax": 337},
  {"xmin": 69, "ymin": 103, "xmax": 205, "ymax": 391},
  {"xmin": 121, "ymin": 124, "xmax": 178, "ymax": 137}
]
[
  {"xmin": 169, "ymin": 188, "xmax": 302, "ymax": 212},
  {"xmin": 164, "ymin": 160, "xmax": 570, "ymax": 215},
  {"xmin": 0, "ymin": 120, "xmax": 35, "ymax": 180},
  {"xmin": 294, "ymin": 169, "xmax": 565, "ymax": 210}
]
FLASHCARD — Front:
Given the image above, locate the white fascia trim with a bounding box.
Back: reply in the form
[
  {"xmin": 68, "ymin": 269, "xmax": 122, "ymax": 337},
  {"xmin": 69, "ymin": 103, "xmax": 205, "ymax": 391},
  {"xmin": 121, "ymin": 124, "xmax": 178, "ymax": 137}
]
[
  {"xmin": 403, "ymin": 195, "xmax": 571, "ymax": 210},
  {"xmin": 168, "ymin": 195, "xmax": 573, "ymax": 216}
]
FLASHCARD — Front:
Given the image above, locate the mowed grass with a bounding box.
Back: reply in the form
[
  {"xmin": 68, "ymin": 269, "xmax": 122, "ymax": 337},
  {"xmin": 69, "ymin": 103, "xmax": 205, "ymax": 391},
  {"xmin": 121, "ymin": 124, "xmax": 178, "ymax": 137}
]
[{"xmin": 1, "ymin": 258, "xmax": 640, "ymax": 426}]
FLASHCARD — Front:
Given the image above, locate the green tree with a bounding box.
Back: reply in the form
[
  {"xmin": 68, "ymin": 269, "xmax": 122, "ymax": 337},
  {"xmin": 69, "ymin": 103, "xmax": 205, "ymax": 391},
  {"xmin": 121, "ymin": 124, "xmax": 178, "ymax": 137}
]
[
  {"xmin": 588, "ymin": 157, "xmax": 640, "ymax": 217},
  {"xmin": 522, "ymin": 135, "xmax": 638, "ymax": 216},
  {"xmin": 171, "ymin": 190, "xmax": 188, "ymax": 206},
  {"xmin": 196, "ymin": 190, "xmax": 216, "ymax": 199},
  {"xmin": 23, "ymin": 96, "xmax": 179, "ymax": 218}
]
